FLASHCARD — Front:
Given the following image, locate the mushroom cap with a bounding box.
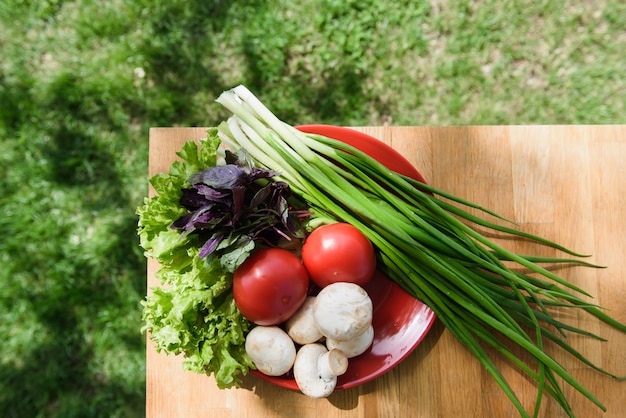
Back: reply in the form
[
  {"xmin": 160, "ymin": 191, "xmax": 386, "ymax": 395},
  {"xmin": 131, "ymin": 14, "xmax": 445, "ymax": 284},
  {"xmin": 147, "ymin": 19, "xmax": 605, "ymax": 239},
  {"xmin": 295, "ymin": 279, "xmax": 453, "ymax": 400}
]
[
  {"xmin": 326, "ymin": 324, "xmax": 374, "ymax": 358},
  {"xmin": 285, "ymin": 296, "xmax": 323, "ymax": 345},
  {"xmin": 245, "ymin": 326, "xmax": 296, "ymax": 376},
  {"xmin": 293, "ymin": 343, "xmax": 338, "ymax": 398},
  {"xmin": 313, "ymin": 282, "xmax": 373, "ymax": 341}
]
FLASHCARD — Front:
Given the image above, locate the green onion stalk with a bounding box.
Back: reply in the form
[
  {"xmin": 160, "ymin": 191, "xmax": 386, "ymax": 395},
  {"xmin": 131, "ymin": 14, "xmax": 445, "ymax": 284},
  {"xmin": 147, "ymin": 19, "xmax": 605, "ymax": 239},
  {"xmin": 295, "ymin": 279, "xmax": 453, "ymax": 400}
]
[{"xmin": 214, "ymin": 85, "xmax": 625, "ymax": 418}]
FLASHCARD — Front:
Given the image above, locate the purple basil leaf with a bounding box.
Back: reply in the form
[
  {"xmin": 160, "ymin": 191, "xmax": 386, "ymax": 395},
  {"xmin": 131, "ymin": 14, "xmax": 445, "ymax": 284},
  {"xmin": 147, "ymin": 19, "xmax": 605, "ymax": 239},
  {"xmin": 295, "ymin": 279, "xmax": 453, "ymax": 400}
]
[
  {"xmin": 172, "ymin": 207, "xmax": 206, "ymax": 231},
  {"xmin": 190, "ymin": 210, "xmax": 228, "ymax": 229},
  {"xmin": 179, "ymin": 188, "xmax": 209, "ymax": 210},
  {"xmin": 173, "ymin": 153, "xmax": 308, "ymax": 262},
  {"xmin": 189, "ymin": 165, "xmax": 246, "ymax": 188},
  {"xmin": 249, "ymin": 167, "xmax": 280, "ymax": 181},
  {"xmin": 271, "ymin": 181, "xmax": 290, "ymax": 202},
  {"xmin": 172, "ymin": 206, "xmax": 226, "ymax": 231},
  {"xmin": 284, "ymin": 210, "xmax": 306, "ymax": 238},
  {"xmin": 194, "ymin": 184, "xmax": 229, "ymax": 201},
  {"xmin": 250, "ymin": 184, "xmax": 272, "ymax": 208},
  {"xmin": 276, "ymin": 195, "xmax": 290, "ymax": 228},
  {"xmin": 199, "ymin": 233, "xmax": 223, "ymax": 258},
  {"xmin": 231, "ymin": 185, "xmax": 246, "ymax": 222},
  {"xmin": 171, "ymin": 212, "xmax": 195, "ymax": 230}
]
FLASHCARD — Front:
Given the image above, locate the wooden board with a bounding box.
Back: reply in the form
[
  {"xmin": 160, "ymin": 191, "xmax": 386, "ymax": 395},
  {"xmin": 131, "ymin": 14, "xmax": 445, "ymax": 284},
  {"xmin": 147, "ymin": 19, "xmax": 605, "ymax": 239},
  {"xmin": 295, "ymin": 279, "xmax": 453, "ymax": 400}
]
[{"xmin": 146, "ymin": 126, "xmax": 626, "ymax": 418}]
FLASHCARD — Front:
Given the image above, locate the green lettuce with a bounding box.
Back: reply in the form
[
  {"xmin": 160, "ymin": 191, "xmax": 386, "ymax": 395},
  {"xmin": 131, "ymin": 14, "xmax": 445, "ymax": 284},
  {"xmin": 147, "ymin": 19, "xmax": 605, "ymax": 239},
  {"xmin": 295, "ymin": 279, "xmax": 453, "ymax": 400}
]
[{"xmin": 138, "ymin": 129, "xmax": 254, "ymax": 388}]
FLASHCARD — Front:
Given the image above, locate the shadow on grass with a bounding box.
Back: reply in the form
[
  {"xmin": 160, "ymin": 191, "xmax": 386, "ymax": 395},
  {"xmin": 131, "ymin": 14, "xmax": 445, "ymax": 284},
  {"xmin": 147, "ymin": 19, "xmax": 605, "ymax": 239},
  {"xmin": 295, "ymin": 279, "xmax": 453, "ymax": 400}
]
[
  {"xmin": 0, "ymin": 210, "xmax": 146, "ymax": 417},
  {"xmin": 241, "ymin": 39, "xmax": 375, "ymax": 126},
  {"xmin": 1, "ymin": 31, "xmax": 147, "ymax": 418},
  {"xmin": 136, "ymin": 0, "xmax": 378, "ymax": 126},
  {"xmin": 136, "ymin": 0, "xmax": 244, "ymax": 126},
  {"xmin": 1, "ymin": 1, "xmax": 380, "ymax": 416},
  {"xmin": 242, "ymin": 32, "xmax": 372, "ymax": 124}
]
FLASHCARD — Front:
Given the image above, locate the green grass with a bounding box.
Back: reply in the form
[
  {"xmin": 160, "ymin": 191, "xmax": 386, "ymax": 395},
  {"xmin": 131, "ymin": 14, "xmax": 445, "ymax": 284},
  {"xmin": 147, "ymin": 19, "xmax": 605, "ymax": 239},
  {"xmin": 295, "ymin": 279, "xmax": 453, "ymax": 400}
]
[{"xmin": 1, "ymin": 0, "xmax": 624, "ymax": 416}]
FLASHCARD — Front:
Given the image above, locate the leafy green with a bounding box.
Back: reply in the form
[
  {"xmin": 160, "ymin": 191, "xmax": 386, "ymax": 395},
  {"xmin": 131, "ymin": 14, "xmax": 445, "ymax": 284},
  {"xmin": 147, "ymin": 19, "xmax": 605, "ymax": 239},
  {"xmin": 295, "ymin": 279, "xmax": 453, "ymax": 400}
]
[
  {"xmin": 137, "ymin": 130, "xmax": 254, "ymax": 388},
  {"xmin": 171, "ymin": 147, "xmax": 306, "ymax": 272}
]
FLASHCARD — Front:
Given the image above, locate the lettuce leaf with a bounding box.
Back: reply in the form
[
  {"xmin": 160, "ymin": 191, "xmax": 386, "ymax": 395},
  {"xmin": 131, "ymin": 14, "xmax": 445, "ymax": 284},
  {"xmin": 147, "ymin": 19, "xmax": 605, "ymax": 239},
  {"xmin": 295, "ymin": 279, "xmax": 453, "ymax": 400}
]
[{"xmin": 138, "ymin": 129, "xmax": 254, "ymax": 388}]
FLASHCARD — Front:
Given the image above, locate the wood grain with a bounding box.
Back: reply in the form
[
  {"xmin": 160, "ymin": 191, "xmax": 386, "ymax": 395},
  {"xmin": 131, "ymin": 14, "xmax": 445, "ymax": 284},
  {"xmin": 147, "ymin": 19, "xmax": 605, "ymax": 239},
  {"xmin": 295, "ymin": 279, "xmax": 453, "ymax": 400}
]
[{"xmin": 146, "ymin": 126, "xmax": 626, "ymax": 418}]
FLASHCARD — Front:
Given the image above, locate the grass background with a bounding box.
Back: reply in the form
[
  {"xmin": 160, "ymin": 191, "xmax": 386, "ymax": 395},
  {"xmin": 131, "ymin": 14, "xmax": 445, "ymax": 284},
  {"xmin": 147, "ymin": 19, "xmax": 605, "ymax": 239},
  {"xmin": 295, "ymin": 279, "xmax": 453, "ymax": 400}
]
[{"xmin": 1, "ymin": 0, "xmax": 624, "ymax": 416}]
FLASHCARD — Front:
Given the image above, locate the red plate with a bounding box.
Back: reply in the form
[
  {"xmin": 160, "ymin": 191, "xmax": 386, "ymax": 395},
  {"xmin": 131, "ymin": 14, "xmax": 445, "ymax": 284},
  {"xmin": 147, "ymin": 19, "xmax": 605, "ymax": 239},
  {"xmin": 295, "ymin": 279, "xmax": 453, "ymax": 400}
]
[{"xmin": 250, "ymin": 125, "xmax": 437, "ymax": 390}]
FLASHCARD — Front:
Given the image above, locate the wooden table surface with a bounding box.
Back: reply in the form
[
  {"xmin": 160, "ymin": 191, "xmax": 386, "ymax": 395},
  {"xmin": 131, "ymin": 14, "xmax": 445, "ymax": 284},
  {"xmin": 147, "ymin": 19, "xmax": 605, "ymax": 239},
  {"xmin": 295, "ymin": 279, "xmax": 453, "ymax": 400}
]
[{"xmin": 147, "ymin": 126, "xmax": 626, "ymax": 418}]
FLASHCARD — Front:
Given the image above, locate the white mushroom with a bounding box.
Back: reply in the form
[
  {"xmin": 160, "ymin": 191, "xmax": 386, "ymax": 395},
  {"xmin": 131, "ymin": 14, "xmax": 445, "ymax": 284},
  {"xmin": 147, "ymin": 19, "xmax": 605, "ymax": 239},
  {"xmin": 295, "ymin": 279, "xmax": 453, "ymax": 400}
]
[
  {"xmin": 245, "ymin": 326, "xmax": 296, "ymax": 376},
  {"xmin": 326, "ymin": 324, "xmax": 374, "ymax": 358},
  {"xmin": 293, "ymin": 343, "xmax": 348, "ymax": 398},
  {"xmin": 313, "ymin": 282, "xmax": 373, "ymax": 341},
  {"xmin": 285, "ymin": 296, "xmax": 323, "ymax": 345}
]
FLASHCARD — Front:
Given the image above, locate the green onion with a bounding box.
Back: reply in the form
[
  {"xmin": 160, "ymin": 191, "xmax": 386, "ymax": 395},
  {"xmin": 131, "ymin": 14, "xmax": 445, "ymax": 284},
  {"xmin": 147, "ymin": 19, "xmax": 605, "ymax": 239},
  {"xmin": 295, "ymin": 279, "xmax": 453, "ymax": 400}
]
[{"xmin": 215, "ymin": 85, "xmax": 625, "ymax": 418}]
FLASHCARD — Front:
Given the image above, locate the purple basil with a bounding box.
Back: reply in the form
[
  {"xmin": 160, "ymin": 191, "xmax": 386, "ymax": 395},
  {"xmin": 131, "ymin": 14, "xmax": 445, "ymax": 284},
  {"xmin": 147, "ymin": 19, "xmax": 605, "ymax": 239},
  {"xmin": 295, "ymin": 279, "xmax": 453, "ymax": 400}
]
[
  {"xmin": 189, "ymin": 165, "xmax": 246, "ymax": 189},
  {"xmin": 198, "ymin": 234, "xmax": 223, "ymax": 258},
  {"xmin": 171, "ymin": 148, "xmax": 307, "ymax": 270}
]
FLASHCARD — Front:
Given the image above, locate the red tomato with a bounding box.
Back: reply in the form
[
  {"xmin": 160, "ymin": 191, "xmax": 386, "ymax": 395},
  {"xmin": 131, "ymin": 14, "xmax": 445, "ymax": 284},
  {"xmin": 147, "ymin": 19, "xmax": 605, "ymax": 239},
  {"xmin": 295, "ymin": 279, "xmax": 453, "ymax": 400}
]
[
  {"xmin": 233, "ymin": 248, "xmax": 309, "ymax": 325},
  {"xmin": 301, "ymin": 223, "xmax": 376, "ymax": 288}
]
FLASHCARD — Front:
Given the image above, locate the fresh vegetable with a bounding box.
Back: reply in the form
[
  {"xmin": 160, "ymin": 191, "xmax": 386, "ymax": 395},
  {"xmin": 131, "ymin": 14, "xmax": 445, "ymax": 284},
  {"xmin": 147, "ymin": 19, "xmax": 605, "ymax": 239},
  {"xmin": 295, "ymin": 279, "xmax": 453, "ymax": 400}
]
[
  {"xmin": 244, "ymin": 326, "xmax": 296, "ymax": 376},
  {"xmin": 313, "ymin": 282, "xmax": 375, "ymax": 359},
  {"xmin": 301, "ymin": 222, "xmax": 376, "ymax": 288},
  {"xmin": 326, "ymin": 324, "xmax": 374, "ymax": 359},
  {"xmin": 233, "ymin": 248, "xmax": 310, "ymax": 325},
  {"xmin": 313, "ymin": 282, "xmax": 373, "ymax": 342},
  {"xmin": 250, "ymin": 282, "xmax": 374, "ymax": 398},
  {"xmin": 285, "ymin": 296, "xmax": 323, "ymax": 345},
  {"xmin": 138, "ymin": 133, "xmax": 255, "ymax": 389},
  {"xmin": 293, "ymin": 344, "xmax": 348, "ymax": 398},
  {"xmin": 171, "ymin": 147, "xmax": 306, "ymax": 273},
  {"xmin": 213, "ymin": 85, "xmax": 626, "ymax": 417}
]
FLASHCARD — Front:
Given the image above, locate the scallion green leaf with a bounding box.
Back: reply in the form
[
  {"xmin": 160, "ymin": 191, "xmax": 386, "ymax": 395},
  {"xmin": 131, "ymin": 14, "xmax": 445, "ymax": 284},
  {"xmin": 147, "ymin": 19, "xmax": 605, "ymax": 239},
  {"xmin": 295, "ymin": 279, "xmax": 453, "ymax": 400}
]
[{"xmin": 214, "ymin": 85, "xmax": 626, "ymax": 417}]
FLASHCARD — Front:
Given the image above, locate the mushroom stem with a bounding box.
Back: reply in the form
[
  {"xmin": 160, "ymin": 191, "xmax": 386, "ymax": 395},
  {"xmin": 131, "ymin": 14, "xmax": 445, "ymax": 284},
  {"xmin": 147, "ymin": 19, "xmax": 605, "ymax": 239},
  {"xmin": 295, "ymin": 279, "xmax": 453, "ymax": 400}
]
[
  {"xmin": 294, "ymin": 343, "xmax": 345, "ymax": 398},
  {"xmin": 326, "ymin": 324, "xmax": 374, "ymax": 358},
  {"xmin": 317, "ymin": 349, "xmax": 348, "ymax": 381}
]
